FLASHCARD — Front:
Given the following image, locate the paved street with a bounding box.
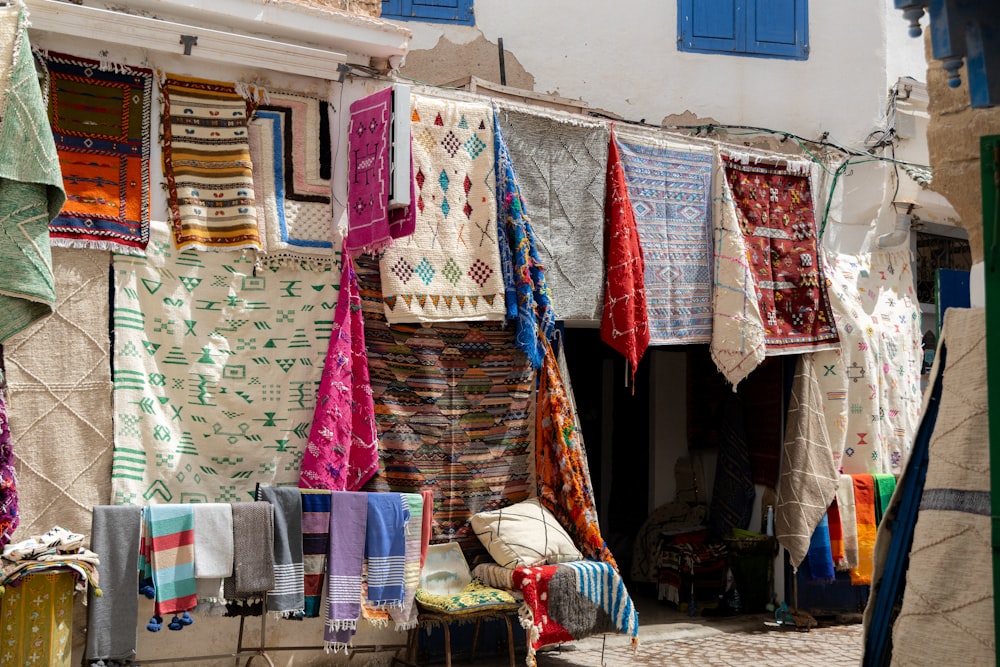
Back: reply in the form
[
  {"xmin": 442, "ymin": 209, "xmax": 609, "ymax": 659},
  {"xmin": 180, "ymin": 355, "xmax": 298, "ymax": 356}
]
[{"xmin": 533, "ymin": 622, "xmax": 862, "ymax": 667}]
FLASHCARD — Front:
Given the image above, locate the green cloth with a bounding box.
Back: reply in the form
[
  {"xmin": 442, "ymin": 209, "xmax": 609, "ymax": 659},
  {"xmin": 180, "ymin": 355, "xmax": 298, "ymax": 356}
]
[
  {"xmin": 0, "ymin": 6, "xmax": 65, "ymax": 343},
  {"xmin": 873, "ymin": 473, "xmax": 897, "ymax": 525}
]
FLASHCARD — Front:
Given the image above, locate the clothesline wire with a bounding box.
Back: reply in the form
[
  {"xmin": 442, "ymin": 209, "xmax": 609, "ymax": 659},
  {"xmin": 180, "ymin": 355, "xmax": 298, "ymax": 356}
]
[{"xmin": 363, "ymin": 69, "xmax": 921, "ymax": 239}]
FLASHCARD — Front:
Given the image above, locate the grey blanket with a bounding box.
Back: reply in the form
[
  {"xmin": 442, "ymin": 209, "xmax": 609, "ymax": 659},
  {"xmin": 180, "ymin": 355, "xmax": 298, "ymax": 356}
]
[
  {"xmin": 497, "ymin": 106, "xmax": 608, "ymax": 321},
  {"xmin": 85, "ymin": 505, "xmax": 142, "ymax": 666}
]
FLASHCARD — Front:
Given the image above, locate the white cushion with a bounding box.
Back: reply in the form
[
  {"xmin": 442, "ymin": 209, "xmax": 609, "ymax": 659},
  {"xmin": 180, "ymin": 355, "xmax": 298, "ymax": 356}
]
[{"xmin": 470, "ymin": 498, "xmax": 582, "ymax": 568}]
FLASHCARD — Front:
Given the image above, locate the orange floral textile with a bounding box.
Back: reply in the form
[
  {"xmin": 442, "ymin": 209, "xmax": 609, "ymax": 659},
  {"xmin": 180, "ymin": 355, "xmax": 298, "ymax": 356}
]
[{"xmin": 536, "ymin": 338, "xmax": 616, "ymax": 570}]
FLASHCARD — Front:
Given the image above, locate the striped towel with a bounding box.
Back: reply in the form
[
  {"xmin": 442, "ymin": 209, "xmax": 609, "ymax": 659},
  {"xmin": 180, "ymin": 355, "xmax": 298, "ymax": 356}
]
[
  {"xmin": 389, "ymin": 493, "xmax": 425, "ymax": 631},
  {"xmin": 326, "ymin": 491, "xmax": 367, "ymax": 652},
  {"xmin": 257, "ymin": 486, "xmax": 304, "ymax": 616},
  {"xmin": 850, "ymin": 474, "xmax": 877, "ymax": 585},
  {"xmin": 301, "ymin": 489, "xmax": 331, "ymax": 618},
  {"xmin": 563, "ymin": 560, "xmax": 639, "ymax": 641},
  {"xmin": 364, "ymin": 492, "xmax": 409, "ymax": 608},
  {"xmin": 145, "ymin": 505, "xmax": 197, "ymax": 616}
]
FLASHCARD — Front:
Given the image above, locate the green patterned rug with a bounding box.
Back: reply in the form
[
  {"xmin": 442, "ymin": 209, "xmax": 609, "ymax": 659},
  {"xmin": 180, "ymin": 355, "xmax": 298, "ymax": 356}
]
[{"xmin": 111, "ymin": 221, "xmax": 339, "ymax": 504}]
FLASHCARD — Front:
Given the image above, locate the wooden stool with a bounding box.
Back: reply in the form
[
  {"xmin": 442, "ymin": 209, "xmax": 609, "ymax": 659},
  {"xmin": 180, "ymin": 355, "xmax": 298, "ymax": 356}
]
[{"xmin": 393, "ymin": 608, "xmax": 517, "ymax": 667}]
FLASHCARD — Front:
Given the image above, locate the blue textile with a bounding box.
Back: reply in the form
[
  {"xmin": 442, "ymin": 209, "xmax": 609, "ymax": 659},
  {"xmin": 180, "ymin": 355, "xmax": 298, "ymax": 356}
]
[
  {"xmin": 804, "ymin": 514, "xmax": 835, "ymax": 582},
  {"xmin": 364, "ymin": 492, "xmax": 409, "ymax": 607},
  {"xmin": 493, "ymin": 113, "xmax": 555, "ymax": 368}
]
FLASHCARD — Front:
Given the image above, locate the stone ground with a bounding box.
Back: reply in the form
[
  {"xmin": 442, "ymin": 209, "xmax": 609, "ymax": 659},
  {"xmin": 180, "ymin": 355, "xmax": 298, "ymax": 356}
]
[{"xmin": 466, "ymin": 592, "xmax": 865, "ymax": 667}]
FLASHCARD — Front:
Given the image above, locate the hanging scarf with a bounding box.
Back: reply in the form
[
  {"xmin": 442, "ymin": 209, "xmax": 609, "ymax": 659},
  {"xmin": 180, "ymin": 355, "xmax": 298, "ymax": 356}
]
[
  {"xmin": 257, "ymin": 486, "xmax": 305, "ymax": 616},
  {"xmin": 804, "ymin": 514, "xmax": 836, "ymax": 582},
  {"xmin": 537, "ymin": 338, "xmax": 617, "ymax": 569},
  {"xmin": 494, "ymin": 112, "xmax": 555, "ymax": 368},
  {"xmin": 325, "ymin": 491, "xmax": 367, "ymax": 652},
  {"xmin": 388, "ymin": 492, "xmax": 426, "ymax": 631},
  {"xmin": 836, "ymin": 475, "xmax": 859, "ymax": 570},
  {"xmin": 300, "ymin": 257, "xmax": 378, "ymax": 491},
  {"xmin": 301, "ymin": 489, "xmax": 331, "ymax": 618},
  {"xmin": 143, "ymin": 505, "xmax": 197, "ymax": 619},
  {"xmin": 600, "ymin": 129, "xmax": 649, "ymax": 387},
  {"xmin": 364, "ymin": 492, "xmax": 409, "ymax": 608},
  {"xmin": 850, "ymin": 474, "xmax": 877, "ymax": 585},
  {"xmin": 873, "ymin": 473, "xmax": 897, "ymax": 525},
  {"xmin": 827, "ymin": 498, "xmax": 845, "ymax": 567}
]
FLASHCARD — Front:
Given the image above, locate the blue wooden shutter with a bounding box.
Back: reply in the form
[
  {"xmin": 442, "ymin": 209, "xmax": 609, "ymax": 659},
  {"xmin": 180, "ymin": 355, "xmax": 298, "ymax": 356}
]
[
  {"xmin": 382, "ymin": 0, "xmax": 474, "ymax": 25},
  {"xmin": 747, "ymin": 0, "xmax": 808, "ymax": 59},
  {"xmin": 679, "ymin": 0, "xmax": 743, "ymax": 54}
]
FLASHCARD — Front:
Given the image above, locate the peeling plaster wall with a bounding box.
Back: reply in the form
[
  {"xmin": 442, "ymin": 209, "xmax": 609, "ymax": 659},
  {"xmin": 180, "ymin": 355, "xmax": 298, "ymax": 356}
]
[{"xmin": 401, "ymin": 0, "xmax": 923, "ymax": 143}]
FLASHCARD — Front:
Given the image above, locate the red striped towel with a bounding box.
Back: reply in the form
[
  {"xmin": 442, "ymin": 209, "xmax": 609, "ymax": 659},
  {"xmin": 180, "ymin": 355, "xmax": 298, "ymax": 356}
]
[{"xmin": 146, "ymin": 505, "xmax": 197, "ymax": 616}]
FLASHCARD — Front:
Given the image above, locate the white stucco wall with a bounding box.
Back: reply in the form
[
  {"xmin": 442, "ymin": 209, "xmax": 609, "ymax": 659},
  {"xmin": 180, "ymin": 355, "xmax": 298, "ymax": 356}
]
[{"xmin": 403, "ymin": 0, "xmax": 925, "ymax": 145}]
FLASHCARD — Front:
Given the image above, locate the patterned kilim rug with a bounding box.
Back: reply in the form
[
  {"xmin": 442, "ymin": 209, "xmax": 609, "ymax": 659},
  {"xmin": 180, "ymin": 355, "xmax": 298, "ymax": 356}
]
[
  {"xmin": 722, "ymin": 157, "xmax": 839, "ymax": 355},
  {"xmin": 357, "ymin": 257, "xmax": 535, "ymax": 558},
  {"xmin": 4, "ymin": 248, "xmax": 113, "ymax": 543},
  {"xmin": 814, "ymin": 249, "xmax": 922, "ymax": 475},
  {"xmin": 110, "ymin": 221, "xmax": 338, "ymax": 504},
  {"xmin": 497, "ymin": 106, "xmax": 608, "ymax": 321},
  {"xmin": 40, "ymin": 51, "xmax": 152, "ymax": 254},
  {"xmin": 250, "ymin": 90, "xmax": 335, "ymax": 266},
  {"xmin": 0, "ymin": 4, "xmax": 65, "ymax": 343},
  {"xmin": 378, "ymin": 94, "xmax": 504, "ymax": 323},
  {"xmin": 161, "ymin": 75, "xmax": 260, "ymax": 251},
  {"xmin": 616, "ymin": 130, "xmax": 713, "ymax": 344}
]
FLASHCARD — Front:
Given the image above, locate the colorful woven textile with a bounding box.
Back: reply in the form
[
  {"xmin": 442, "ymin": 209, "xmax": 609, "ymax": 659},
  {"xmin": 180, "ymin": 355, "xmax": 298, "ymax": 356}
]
[
  {"xmin": 850, "ymin": 474, "xmax": 877, "ymax": 585},
  {"xmin": 41, "ymin": 51, "xmax": 152, "ymax": 254},
  {"xmin": 497, "ymin": 106, "xmax": 608, "ymax": 320},
  {"xmin": 709, "ymin": 154, "xmax": 765, "ymax": 387},
  {"xmin": 365, "ymin": 492, "xmax": 408, "ymax": 608},
  {"xmin": 250, "ymin": 90, "xmax": 335, "ymax": 266},
  {"xmin": 257, "ymin": 486, "xmax": 304, "ymax": 615},
  {"xmin": 873, "ymin": 473, "xmax": 896, "ymax": 524},
  {"xmin": 563, "ymin": 560, "xmax": 639, "ymax": 639},
  {"xmin": 494, "ymin": 112, "xmax": 555, "ymax": 368},
  {"xmin": 0, "ymin": 571, "xmax": 74, "ymax": 667},
  {"xmin": 601, "ymin": 130, "xmax": 649, "ymax": 386},
  {"xmin": 111, "ymin": 221, "xmax": 337, "ymax": 505},
  {"xmin": 161, "ymin": 75, "xmax": 259, "ymax": 251},
  {"xmin": 5, "ymin": 249, "xmax": 112, "ymax": 543},
  {"xmin": 325, "ymin": 491, "xmax": 367, "ymax": 651},
  {"xmin": 300, "ymin": 489, "xmax": 330, "ymax": 618},
  {"xmin": 0, "ymin": 379, "xmax": 17, "ymax": 549},
  {"xmin": 299, "ymin": 258, "xmax": 378, "ymax": 491},
  {"xmin": 814, "ymin": 249, "xmax": 922, "ymax": 475},
  {"xmin": 803, "ymin": 514, "xmax": 835, "ymax": 582},
  {"xmin": 513, "ymin": 563, "xmax": 633, "ymax": 665},
  {"xmin": 537, "ymin": 337, "xmax": 616, "ymax": 569},
  {"xmin": 144, "ymin": 504, "xmax": 198, "ymax": 616},
  {"xmin": 346, "ymin": 87, "xmax": 392, "ymax": 257},
  {"xmin": 378, "ymin": 95, "xmax": 504, "ymax": 322},
  {"xmin": 388, "ymin": 492, "xmax": 424, "ymax": 630},
  {"xmin": 722, "ymin": 157, "xmax": 839, "ymax": 354},
  {"xmin": 359, "ymin": 257, "xmax": 535, "ymax": 558},
  {"xmin": 0, "ymin": 5, "xmax": 65, "ymax": 343},
  {"xmin": 775, "ymin": 354, "xmax": 839, "ymax": 569},
  {"xmin": 616, "ymin": 130, "xmax": 713, "ymax": 344}
]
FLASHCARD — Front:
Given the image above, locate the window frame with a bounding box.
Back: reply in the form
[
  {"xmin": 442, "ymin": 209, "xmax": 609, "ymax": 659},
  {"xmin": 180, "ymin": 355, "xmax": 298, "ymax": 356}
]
[
  {"xmin": 381, "ymin": 0, "xmax": 474, "ymax": 26},
  {"xmin": 677, "ymin": 0, "xmax": 809, "ymax": 61}
]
